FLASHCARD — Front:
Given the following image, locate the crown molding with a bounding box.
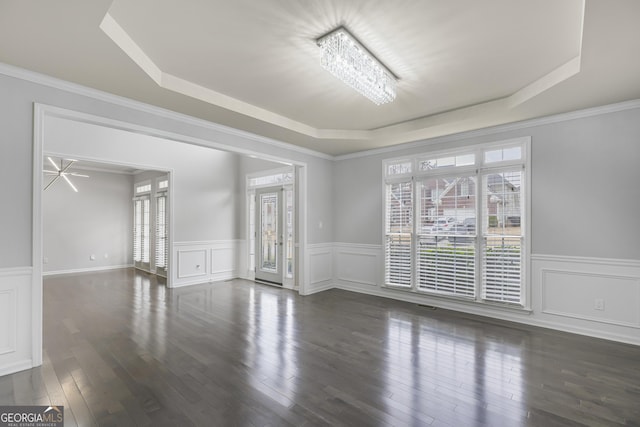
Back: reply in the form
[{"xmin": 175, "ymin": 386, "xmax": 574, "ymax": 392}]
[
  {"xmin": 334, "ymin": 98, "xmax": 640, "ymax": 161},
  {"xmin": 3, "ymin": 61, "xmax": 640, "ymax": 163},
  {"xmin": 0, "ymin": 61, "xmax": 333, "ymax": 161}
]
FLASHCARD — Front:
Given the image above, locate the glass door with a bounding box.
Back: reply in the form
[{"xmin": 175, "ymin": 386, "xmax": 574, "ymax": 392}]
[
  {"xmin": 133, "ymin": 195, "xmax": 150, "ymax": 271},
  {"xmin": 255, "ymin": 186, "xmax": 283, "ymax": 285}
]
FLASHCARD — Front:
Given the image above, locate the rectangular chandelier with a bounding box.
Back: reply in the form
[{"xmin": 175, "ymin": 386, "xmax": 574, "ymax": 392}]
[{"xmin": 317, "ymin": 27, "xmax": 397, "ymax": 105}]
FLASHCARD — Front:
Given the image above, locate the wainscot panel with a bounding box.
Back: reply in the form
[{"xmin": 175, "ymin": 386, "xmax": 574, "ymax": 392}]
[
  {"xmin": 334, "ymin": 243, "xmax": 382, "ymax": 287},
  {"xmin": 306, "ymin": 243, "xmax": 334, "ymax": 295},
  {"xmin": 0, "ymin": 267, "xmax": 33, "ymax": 376},
  {"xmin": 532, "ymin": 254, "xmax": 640, "ymax": 344},
  {"xmin": 173, "ymin": 241, "xmax": 240, "ymax": 288},
  {"xmin": 330, "ymin": 246, "xmax": 640, "ymax": 345}
]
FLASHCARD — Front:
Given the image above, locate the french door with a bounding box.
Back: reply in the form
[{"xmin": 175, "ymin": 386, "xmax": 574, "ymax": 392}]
[
  {"xmin": 133, "ymin": 196, "xmax": 150, "ymax": 271},
  {"xmin": 255, "ymin": 186, "xmax": 283, "ymax": 285}
]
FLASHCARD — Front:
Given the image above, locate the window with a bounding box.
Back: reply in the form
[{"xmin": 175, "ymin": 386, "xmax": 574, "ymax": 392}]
[
  {"xmin": 133, "ymin": 196, "xmax": 150, "ymax": 264},
  {"xmin": 383, "ymin": 138, "xmax": 528, "ymax": 307},
  {"xmin": 384, "ymin": 181, "xmax": 413, "ymax": 287},
  {"xmin": 155, "ymin": 194, "xmax": 167, "ymax": 270},
  {"xmin": 248, "ymin": 171, "xmax": 293, "ymax": 188},
  {"xmin": 136, "ymin": 183, "xmax": 151, "ymax": 194}
]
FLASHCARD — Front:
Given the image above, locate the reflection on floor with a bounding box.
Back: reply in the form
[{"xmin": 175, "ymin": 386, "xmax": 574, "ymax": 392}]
[{"xmin": 0, "ymin": 268, "xmax": 639, "ymax": 426}]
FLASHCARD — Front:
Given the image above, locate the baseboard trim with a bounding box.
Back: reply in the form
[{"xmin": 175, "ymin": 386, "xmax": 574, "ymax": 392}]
[
  {"xmin": 0, "ymin": 359, "xmax": 33, "ymax": 377},
  {"xmin": 43, "ymin": 264, "xmax": 133, "ymax": 276},
  {"xmin": 532, "ymin": 253, "xmax": 640, "ymax": 268},
  {"xmin": 334, "ymin": 282, "xmax": 640, "ymax": 347},
  {"xmin": 171, "ymin": 273, "xmax": 238, "ymax": 289},
  {"xmin": 0, "ymin": 266, "xmax": 33, "ymax": 277},
  {"xmin": 304, "ymin": 282, "xmax": 335, "ymax": 296}
]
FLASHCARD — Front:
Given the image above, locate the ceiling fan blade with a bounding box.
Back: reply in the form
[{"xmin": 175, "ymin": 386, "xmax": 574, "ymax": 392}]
[
  {"xmin": 62, "ymin": 175, "xmax": 78, "ymax": 192},
  {"xmin": 47, "ymin": 157, "xmax": 60, "ymax": 171},
  {"xmin": 43, "ymin": 175, "xmax": 60, "ymax": 191},
  {"xmin": 60, "ymin": 159, "xmax": 76, "ymax": 174}
]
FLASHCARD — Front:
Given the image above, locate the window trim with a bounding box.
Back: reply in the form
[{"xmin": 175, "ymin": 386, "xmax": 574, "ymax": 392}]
[
  {"xmin": 382, "ymin": 136, "xmax": 531, "ymax": 310},
  {"xmin": 135, "ymin": 180, "xmax": 152, "ymax": 195}
]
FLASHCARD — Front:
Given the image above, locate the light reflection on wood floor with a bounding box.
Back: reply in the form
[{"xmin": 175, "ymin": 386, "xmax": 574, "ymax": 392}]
[{"xmin": 0, "ymin": 268, "xmax": 638, "ymax": 426}]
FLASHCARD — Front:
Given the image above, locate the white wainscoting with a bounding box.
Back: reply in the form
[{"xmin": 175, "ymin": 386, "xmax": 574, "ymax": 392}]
[
  {"xmin": 306, "ymin": 243, "xmax": 334, "ymax": 295},
  {"xmin": 334, "ymin": 243, "xmax": 382, "ymax": 288},
  {"xmin": 329, "ymin": 244, "xmax": 640, "ymax": 346},
  {"xmin": 0, "ymin": 267, "xmax": 33, "ymax": 376},
  {"xmin": 532, "ymin": 254, "xmax": 640, "ymax": 344},
  {"xmin": 235, "ymin": 239, "xmax": 249, "ymax": 280},
  {"xmin": 43, "ymin": 264, "xmax": 133, "ymax": 276},
  {"xmin": 173, "ymin": 241, "xmax": 240, "ymax": 288}
]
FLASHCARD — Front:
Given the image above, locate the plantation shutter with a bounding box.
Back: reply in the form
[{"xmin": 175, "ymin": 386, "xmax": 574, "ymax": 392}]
[
  {"xmin": 141, "ymin": 197, "xmax": 150, "ymax": 263},
  {"xmin": 385, "ymin": 181, "xmax": 413, "ymax": 287},
  {"xmin": 481, "ymin": 170, "xmax": 523, "ymax": 303},
  {"xmin": 416, "ymin": 177, "xmax": 476, "ymax": 298},
  {"xmin": 133, "ymin": 199, "xmax": 142, "ymax": 262},
  {"xmin": 155, "ymin": 194, "xmax": 167, "ymax": 269}
]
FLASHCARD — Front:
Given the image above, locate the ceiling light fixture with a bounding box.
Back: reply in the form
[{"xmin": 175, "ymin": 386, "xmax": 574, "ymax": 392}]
[
  {"xmin": 317, "ymin": 27, "xmax": 397, "ymax": 105},
  {"xmin": 43, "ymin": 157, "xmax": 89, "ymax": 192}
]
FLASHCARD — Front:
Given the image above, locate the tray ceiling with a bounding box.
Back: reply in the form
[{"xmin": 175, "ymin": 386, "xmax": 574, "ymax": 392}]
[{"xmin": 1, "ymin": 0, "xmax": 640, "ymax": 155}]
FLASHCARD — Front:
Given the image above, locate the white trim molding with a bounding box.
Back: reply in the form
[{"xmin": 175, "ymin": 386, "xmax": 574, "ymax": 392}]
[
  {"xmin": 4, "ymin": 61, "xmax": 640, "ymax": 163},
  {"xmin": 305, "ymin": 243, "xmax": 334, "ymax": 295},
  {"xmin": 43, "ymin": 264, "xmax": 133, "ymax": 277},
  {"xmin": 328, "ymin": 244, "xmax": 640, "ymax": 346},
  {"xmin": 173, "ymin": 240, "xmax": 241, "ymax": 288},
  {"xmin": 333, "ymin": 243, "xmax": 382, "ymax": 288},
  {"xmin": 0, "ymin": 267, "xmax": 33, "ymax": 376},
  {"xmin": 532, "ymin": 254, "xmax": 640, "ymax": 345},
  {"xmin": 0, "ymin": 62, "xmax": 331, "ymax": 161}
]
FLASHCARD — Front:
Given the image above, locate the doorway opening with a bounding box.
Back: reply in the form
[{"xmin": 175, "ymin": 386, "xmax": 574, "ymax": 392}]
[
  {"xmin": 247, "ymin": 167, "xmax": 296, "ymax": 289},
  {"xmin": 32, "ymin": 104, "xmax": 309, "ymax": 369}
]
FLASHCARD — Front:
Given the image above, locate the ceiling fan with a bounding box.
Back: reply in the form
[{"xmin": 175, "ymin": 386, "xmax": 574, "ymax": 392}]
[{"xmin": 43, "ymin": 157, "xmax": 89, "ymax": 192}]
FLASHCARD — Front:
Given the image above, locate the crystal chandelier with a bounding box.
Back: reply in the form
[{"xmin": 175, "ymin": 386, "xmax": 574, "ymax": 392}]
[{"xmin": 317, "ymin": 27, "xmax": 397, "ymax": 105}]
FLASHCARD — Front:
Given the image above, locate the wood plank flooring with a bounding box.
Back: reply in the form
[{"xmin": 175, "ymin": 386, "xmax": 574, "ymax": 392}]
[{"xmin": 1, "ymin": 268, "xmax": 639, "ymax": 426}]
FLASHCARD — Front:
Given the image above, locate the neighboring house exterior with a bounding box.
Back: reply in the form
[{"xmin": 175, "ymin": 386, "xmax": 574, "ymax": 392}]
[{"xmin": 388, "ymin": 173, "xmax": 521, "ymax": 231}]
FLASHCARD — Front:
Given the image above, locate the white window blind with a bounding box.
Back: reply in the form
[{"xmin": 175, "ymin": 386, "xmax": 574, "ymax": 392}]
[
  {"xmin": 134, "ymin": 197, "xmax": 150, "ymax": 264},
  {"xmin": 416, "ymin": 177, "xmax": 476, "ymax": 298},
  {"xmin": 134, "ymin": 199, "xmax": 142, "ymax": 262},
  {"xmin": 383, "ymin": 139, "xmax": 527, "ymax": 307},
  {"xmin": 481, "ymin": 170, "xmax": 523, "ymax": 303},
  {"xmin": 155, "ymin": 194, "xmax": 167, "ymax": 269},
  {"xmin": 142, "ymin": 198, "xmax": 150, "ymax": 263},
  {"xmin": 385, "ymin": 181, "xmax": 413, "ymax": 287}
]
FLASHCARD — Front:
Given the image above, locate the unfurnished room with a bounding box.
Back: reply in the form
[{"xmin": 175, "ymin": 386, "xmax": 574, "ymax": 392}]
[{"xmin": 0, "ymin": 1, "xmax": 639, "ymax": 426}]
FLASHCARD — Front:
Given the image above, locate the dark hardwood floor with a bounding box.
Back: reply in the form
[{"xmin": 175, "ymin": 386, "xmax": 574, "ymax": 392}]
[{"xmin": 1, "ymin": 268, "xmax": 639, "ymax": 426}]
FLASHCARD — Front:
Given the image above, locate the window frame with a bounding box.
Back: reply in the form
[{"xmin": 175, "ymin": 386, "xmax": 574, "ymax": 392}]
[
  {"xmin": 382, "ymin": 137, "xmax": 531, "ymax": 310},
  {"xmin": 155, "ymin": 177, "xmax": 169, "ymax": 272}
]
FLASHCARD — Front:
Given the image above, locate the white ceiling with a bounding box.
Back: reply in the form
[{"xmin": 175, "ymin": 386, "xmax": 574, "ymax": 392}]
[{"xmin": 2, "ymin": 0, "xmax": 640, "ymax": 156}]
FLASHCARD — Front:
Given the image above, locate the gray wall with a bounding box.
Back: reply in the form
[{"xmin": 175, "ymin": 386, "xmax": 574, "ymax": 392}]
[
  {"xmin": 43, "ymin": 169, "xmax": 133, "ymax": 272},
  {"xmin": 0, "ymin": 69, "xmax": 334, "ymax": 270},
  {"xmin": 1, "ymin": 67, "xmax": 637, "ymax": 266},
  {"xmin": 333, "ymin": 108, "xmax": 640, "ymax": 261},
  {"xmin": 45, "ymin": 116, "xmax": 241, "ymax": 243}
]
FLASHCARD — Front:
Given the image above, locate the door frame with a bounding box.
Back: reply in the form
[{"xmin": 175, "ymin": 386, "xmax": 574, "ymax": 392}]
[
  {"xmin": 246, "ymin": 168, "xmax": 296, "ymax": 289},
  {"xmin": 32, "ymin": 103, "xmax": 310, "ymax": 368},
  {"xmin": 254, "ymin": 186, "xmax": 285, "ymax": 285}
]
